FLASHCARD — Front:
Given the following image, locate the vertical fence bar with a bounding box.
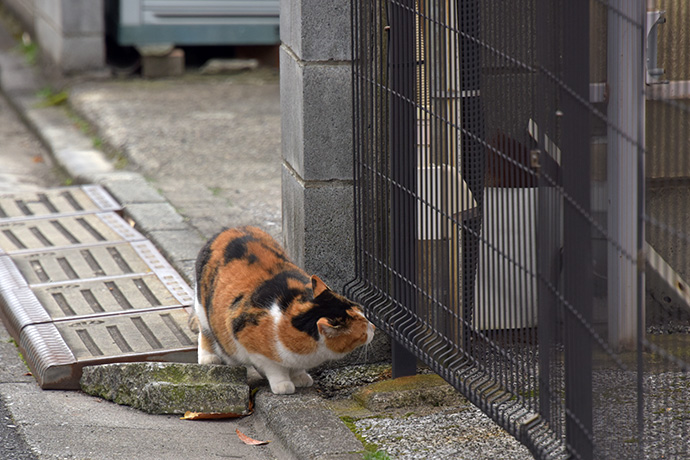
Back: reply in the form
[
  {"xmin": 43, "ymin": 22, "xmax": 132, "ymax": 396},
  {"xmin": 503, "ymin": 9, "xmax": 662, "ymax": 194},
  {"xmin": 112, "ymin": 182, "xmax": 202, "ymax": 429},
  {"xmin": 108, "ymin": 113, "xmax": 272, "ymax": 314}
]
[
  {"xmin": 388, "ymin": 0, "xmax": 419, "ymax": 378},
  {"xmin": 562, "ymin": 0, "xmax": 593, "ymax": 458},
  {"xmin": 535, "ymin": 0, "xmax": 560, "ymax": 428},
  {"xmin": 459, "ymin": 0, "xmax": 484, "ymax": 351}
]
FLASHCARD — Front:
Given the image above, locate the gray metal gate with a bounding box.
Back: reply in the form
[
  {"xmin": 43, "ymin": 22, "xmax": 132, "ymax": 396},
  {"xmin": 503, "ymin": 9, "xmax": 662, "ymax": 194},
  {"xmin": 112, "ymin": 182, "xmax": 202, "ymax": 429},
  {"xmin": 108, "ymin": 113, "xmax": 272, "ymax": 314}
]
[{"xmin": 346, "ymin": 0, "xmax": 690, "ymax": 458}]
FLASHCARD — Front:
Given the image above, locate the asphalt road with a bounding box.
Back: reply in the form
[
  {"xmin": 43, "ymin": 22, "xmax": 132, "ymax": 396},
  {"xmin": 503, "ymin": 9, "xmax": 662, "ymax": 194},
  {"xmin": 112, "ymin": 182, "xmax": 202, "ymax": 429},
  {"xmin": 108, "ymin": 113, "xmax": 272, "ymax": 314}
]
[{"xmin": 0, "ymin": 401, "xmax": 37, "ymax": 460}]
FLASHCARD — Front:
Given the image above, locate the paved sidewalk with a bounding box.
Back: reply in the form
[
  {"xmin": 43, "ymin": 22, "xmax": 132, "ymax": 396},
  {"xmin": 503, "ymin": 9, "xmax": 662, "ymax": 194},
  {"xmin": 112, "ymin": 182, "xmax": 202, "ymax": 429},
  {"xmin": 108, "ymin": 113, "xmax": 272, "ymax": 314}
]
[{"xmin": 0, "ymin": 17, "xmax": 365, "ymax": 460}]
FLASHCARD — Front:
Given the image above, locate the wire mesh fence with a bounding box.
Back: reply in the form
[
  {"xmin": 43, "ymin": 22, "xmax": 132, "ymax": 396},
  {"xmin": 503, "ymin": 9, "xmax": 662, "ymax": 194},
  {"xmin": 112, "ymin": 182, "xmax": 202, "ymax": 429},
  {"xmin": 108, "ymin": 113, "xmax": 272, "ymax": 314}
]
[{"xmin": 345, "ymin": 0, "xmax": 690, "ymax": 458}]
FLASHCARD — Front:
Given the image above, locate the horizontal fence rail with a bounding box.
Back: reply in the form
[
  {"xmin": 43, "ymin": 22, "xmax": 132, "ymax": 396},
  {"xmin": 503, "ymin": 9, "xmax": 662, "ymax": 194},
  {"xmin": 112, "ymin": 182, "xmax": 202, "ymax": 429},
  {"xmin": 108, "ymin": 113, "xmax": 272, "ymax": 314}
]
[{"xmin": 346, "ymin": 0, "xmax": 690, "ymax": 458}]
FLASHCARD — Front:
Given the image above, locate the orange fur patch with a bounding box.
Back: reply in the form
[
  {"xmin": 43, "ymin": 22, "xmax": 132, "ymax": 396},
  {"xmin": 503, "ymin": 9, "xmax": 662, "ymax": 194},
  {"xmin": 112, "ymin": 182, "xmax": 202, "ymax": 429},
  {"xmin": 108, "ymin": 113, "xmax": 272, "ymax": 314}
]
[{"xmin": 323, "ymin": 309, "xmax": 371, "ymax": 354}]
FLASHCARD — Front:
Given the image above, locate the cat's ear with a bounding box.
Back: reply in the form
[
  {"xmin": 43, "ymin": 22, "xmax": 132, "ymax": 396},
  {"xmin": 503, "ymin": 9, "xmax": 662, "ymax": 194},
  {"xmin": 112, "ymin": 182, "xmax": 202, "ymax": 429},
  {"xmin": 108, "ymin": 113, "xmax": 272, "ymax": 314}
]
[
  {"xmin": 317, "ymin": 317, "xmax": 342, "ymax": 338},
  {"xmin": 311, "ymin": 275, "xmax": 331, "ymax": 297}
]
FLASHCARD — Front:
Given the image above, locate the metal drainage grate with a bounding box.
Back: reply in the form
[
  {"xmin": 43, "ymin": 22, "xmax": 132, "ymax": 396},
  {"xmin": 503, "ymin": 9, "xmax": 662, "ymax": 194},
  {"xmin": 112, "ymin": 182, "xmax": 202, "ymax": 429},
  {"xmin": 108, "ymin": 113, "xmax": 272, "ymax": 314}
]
[{"xmin": 0, "ymin": 186, "xmax": 197, "ymax": 389}]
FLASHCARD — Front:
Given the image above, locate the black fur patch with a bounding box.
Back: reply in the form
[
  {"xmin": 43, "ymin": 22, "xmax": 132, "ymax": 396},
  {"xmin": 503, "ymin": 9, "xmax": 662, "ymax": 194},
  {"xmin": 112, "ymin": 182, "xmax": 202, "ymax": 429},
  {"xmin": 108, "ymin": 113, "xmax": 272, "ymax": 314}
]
[
  {"xmin": 203, "ymin": 281, "xmax": 216, "ymax": 314},
  {"xmin": 292, "ymin": 291, "xmax": 353, "ymax": 340},
  {"xmin": 194, "ymin": 235, "xmax": 216, "ymax": 302},
  {"xmin": 224, "ymin": 234, "xmax": 256, "ymax": 264},
  {"xmin": 251, "ymin": 270, "xmax": 309, "ymax": 310},
  {"xmin": 232, "ymin": 311, "xmax": 264, "ymax": 335}
]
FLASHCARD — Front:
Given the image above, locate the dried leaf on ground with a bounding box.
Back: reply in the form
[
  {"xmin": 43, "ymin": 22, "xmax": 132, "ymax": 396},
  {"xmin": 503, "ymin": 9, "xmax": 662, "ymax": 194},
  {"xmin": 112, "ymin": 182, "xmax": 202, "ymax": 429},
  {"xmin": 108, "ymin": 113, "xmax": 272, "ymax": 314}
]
[
  {"xmin": 235, "ymin": 428, "xmax": 270, "ymax": 446},
  {"xmin": 180, "ymin": 411, "xmax": 247, "ymax": 420}
]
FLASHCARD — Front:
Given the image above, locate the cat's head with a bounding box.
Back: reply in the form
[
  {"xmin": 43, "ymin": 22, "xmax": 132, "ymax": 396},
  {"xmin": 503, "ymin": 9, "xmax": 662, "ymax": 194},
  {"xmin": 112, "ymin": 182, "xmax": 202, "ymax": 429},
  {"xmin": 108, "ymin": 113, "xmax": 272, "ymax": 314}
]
[{"xmin": 293, "ymin": 276, "xmax": 375, "ymax": 355}]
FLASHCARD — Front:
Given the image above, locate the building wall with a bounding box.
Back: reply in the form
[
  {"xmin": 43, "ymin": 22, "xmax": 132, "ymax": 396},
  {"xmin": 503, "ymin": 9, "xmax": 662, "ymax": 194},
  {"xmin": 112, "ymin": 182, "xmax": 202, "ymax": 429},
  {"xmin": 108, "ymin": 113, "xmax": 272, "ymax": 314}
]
[
  {"xmin": 2, "ymin": 0, "xmax": 105, "ymax": 74},
  {"xmin": 279, "ymin": 0, "xmax": 354, "ymax": 291}
]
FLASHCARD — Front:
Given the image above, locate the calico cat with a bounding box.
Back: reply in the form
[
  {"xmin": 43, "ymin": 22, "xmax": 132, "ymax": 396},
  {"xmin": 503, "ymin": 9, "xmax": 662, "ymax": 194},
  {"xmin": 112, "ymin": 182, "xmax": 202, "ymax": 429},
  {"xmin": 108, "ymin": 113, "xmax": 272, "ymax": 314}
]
[{"xmin": 194, "ymin": 226, "xmax": 375, "ymax": 394}]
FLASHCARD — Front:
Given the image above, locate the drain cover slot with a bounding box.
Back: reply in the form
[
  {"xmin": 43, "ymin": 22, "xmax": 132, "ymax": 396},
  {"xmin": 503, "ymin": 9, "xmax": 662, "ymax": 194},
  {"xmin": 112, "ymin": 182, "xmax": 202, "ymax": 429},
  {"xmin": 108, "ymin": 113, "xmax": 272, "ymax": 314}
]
[
  {"xmin": 57, "ymin": 309, "xmax": 195, "ymax": 360},
  {"xmin": 0, "ymin": 213, "xmax": 144, "ymax": 254},
  {"xmin": 32, "ymin": 274, "xmax": 184, "ymax": 319},
  {"xmin": 12, "ymin": 242, "xmax": 158, "ymax": 284},
  {"xmin": 0, "ymin": 186, "xmax": 120, "ymax": 220}
]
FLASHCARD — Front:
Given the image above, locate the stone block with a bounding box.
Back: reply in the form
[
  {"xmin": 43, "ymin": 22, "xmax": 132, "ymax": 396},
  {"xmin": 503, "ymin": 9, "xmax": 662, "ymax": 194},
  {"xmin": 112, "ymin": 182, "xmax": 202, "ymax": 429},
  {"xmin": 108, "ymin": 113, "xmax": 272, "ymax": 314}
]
[
  {"xmin": 100, "ymin": 175, "xmax": 168, "ymax": 205},
  {"xmin": 53, "ymin": 148, "xmax": 113, "ymax": 180},
  {"xmin": 34, "ymin": 0, "xmax": 105, "ymax": 73},
  {"xmin": 146, "ymin": 228, "xmax": 206, "ymax": 267},
  {"xmin": 124, "ymin": 202, "xmax": 188, "ymax": 232},
  {"xmin": 279, "ymin": 0, "xmax": 300, "ymax": 55},
  {"xmin": 61, "ymin": 0, "xmax": 104, "ymax": 34},
  {"xmin": 80, "ymin": 362, "xmax": 249, "ymax": 415},
  {"xmin": 280, "ymin": 46, "xmax": 304, "ymax": 175},
  {"xmin": 280, "ymin": 49, "xmax": 353, "ymax": 181},
  {"xmin": 173, "ymin": 259, "xmax": 199, "ymax": 287},
  {"xmin": 34, "ymin": 0, "xmax": 60, "ymax": 29},
  {"xmin": 255, "ymin": 389, "xmax": 363, "ymax": 460},
  {"xmin": 142, "ymin": 49, "xmax": 185, "ymax": 79},
  {"xmin": 58, "ymin": 35, "xmax": 105, "ymax": 71},
  {"xmin": 282, "ymin": 166, "xmax": 354, "ymax": 291},
  {"xmin": 281, "ymin": 0, "xmax": 351, "ymax": 62},
  {"xmin": 34, "ymin": 13, "xmax": 61, "ymax": 65}
]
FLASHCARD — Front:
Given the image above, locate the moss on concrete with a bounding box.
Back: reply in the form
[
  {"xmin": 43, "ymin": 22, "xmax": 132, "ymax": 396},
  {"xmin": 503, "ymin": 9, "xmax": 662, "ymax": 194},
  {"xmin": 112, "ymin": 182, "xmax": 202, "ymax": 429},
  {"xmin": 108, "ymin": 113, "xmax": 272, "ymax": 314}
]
[
  {"xmin": 359, "ymin": 373, "xmax": 446, "ymax": 393},
  {"xmin": 80, "ymin": 362, "xmax": 249, "ymax": 414},
  {"xmin": 353, "ymin": 373, "xmax": 469, "ymax": 411}
]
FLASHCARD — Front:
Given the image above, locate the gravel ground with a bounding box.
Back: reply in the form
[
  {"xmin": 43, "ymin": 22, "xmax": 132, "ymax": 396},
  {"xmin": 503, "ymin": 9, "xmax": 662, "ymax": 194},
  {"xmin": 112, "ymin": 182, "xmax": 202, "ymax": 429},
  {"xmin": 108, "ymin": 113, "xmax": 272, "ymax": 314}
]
[
  {"xmin": 354, "ymin": 407, "xmax": 534, "ymax": 460},
  {"xmin": 312, "ymin": 364, "xmax": 535, "ymax": 460},
  {"xmin": 313, "ymin": 331, "xmax": 690, "ymax": 460}
]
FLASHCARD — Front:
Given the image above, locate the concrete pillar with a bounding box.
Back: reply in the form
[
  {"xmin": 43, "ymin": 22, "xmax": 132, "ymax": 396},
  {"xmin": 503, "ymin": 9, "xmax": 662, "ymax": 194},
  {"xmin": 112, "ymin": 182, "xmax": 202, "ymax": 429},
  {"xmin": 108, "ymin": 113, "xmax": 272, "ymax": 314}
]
[
  {"xmin": 34, "ymin": 0, "xmax": 105, "ymax": 74},
  {"xmin": 280, "ymin": 0, "xmax": 354, "ymax": 289}
]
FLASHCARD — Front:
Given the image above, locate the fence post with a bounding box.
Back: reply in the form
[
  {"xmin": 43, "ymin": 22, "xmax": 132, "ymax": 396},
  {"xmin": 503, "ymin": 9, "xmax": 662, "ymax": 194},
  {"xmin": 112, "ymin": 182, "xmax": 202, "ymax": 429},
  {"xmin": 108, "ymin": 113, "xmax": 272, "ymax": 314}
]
[
  {"xmin": 535, "ymin": 0, "xmax": 561, "ymax": 427},
  {"xmin": 606, "ymin": 0, "xmax": 645, "ymax": 352},
  {"xmin": 459, "ymin": 0, "xmax": 485, "ymax": 352},
  {"xmin": 562, "ymin": 1, "xmax": 594, "ymax": 458},
  {"xmin": 388, "ymin": 0, "xmax": 419, "ymax": 378}
]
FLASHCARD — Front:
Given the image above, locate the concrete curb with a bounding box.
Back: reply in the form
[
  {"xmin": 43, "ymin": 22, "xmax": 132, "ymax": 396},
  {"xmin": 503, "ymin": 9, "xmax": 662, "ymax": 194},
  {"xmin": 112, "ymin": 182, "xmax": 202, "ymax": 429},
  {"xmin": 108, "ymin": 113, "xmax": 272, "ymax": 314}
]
[
  {"xmin": 255, "ymin": 389, "xmax": 364, "ymax": 460},
  {"xmin": 0, "ymin": 40, "xmax": 365, "ymax": 460}
]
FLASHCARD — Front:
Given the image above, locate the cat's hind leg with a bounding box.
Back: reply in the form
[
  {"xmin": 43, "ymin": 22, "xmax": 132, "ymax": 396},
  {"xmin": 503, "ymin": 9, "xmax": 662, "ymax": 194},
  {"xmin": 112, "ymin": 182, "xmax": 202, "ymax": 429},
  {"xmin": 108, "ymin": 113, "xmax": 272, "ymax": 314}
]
[
  {"xmin": 290, "ymin": 369, "xmax": 313, "ymax": 388},
  {"xmin": 198, "ymin": 331, "xmax": 222, "ymax": 365}
]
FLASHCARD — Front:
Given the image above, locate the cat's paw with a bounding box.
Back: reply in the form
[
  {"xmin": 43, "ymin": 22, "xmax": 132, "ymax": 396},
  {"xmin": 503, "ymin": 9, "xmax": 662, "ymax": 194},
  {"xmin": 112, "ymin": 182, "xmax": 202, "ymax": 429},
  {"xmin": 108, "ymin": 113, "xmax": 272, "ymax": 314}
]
[
  {"xmin": 269, "ymin": 380, "xmax": 296, "ymax": 395},
  {"xmin": 291, "ymin": 370, "xmax": 314, "ymax": 388},
  {"xmin": 198, "ymin": 348, "xmax": 222, "ymax": 365}
]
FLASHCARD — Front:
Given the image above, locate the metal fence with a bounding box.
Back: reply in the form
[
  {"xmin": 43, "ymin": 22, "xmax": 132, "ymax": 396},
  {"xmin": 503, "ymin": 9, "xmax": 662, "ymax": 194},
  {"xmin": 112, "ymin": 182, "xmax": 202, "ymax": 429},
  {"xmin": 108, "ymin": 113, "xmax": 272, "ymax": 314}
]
[{"xmin": 345, "ymin": 0, "xmax": 690, "ymax": 458}]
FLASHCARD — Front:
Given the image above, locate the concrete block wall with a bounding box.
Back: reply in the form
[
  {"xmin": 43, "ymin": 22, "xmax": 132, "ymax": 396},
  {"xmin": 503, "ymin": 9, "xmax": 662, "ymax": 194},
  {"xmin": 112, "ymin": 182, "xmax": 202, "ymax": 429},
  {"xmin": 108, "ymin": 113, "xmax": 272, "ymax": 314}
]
[
  {"xmin": 280, "ymin": 0, "xmax": 355, "ymax": 290},
  {"xmin": 32, "ymin": 0, "xmax": 104, "ymax": 73}
]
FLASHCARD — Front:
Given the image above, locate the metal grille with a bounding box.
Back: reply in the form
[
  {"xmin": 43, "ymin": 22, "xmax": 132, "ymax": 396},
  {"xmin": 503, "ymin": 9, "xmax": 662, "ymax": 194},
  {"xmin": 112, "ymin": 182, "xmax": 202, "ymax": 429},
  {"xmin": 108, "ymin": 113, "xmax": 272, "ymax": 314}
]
[
  {"xmin": 347, "ymin": 0, "xmax": 690, "ymax": 458},
  {"xmin": 0, "ymin": 186, "xmax": 196, "ymax": 390}
]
